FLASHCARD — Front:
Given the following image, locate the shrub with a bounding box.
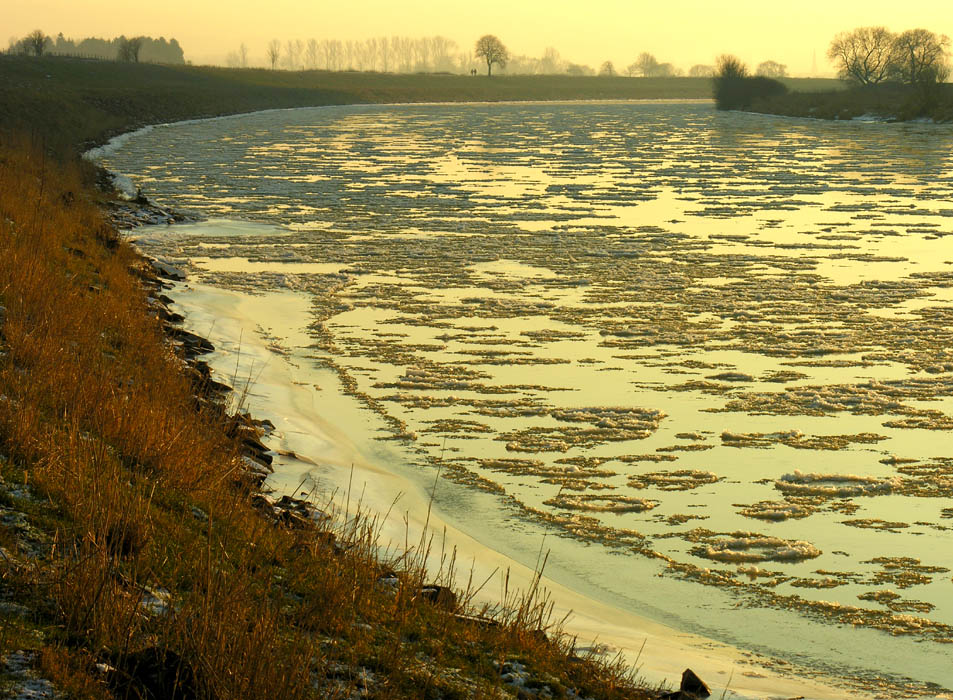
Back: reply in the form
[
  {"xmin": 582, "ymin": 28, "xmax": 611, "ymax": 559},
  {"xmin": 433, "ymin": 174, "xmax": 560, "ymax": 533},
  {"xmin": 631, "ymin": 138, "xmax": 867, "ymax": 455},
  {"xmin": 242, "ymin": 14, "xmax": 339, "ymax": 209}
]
[{"xmin": 713, "ymin": 55, "xmax": 788, "ymax": 110}]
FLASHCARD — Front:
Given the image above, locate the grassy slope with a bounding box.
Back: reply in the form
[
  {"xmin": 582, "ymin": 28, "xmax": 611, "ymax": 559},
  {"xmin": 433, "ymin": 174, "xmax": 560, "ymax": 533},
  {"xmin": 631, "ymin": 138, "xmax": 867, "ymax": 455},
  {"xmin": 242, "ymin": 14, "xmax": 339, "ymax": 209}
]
[{"xmin": 0, "ymin": 58, "xmax": 679, "ymax": 699}]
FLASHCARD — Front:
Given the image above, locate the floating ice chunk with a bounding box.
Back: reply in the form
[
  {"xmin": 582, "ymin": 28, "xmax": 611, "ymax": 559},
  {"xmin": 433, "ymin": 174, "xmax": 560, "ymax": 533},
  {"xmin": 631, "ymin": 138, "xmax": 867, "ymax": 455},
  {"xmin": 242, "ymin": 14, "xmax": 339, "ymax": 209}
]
[
  {"xmin": 627, "ymin": 470, "xmax": 719, "ymax": 491},
  {"xmin": 738, "ymin": 500, "xmax": 815, "ymax": 521},
  {"xmin": 544, "ymin": 494, "xmax": 658, "ymax": 513},
  {"xmin": 707, "ymin": 372, "xmax": 755, "ymax": 382},
  {"xmin": 776, "ymin": 470, "xmax": 899, "ymax": 497},
  {"xmin": 697, "ymin": 532, "xmax": 821, "ymax": 563}
]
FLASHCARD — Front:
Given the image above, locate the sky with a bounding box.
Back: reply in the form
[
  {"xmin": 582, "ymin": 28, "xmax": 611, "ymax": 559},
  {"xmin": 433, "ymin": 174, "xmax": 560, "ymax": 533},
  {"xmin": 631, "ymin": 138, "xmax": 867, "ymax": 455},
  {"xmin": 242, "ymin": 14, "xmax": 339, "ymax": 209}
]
[{"xmin": 7, "ymin": 0, "xmax": 953, "ymax": 76}]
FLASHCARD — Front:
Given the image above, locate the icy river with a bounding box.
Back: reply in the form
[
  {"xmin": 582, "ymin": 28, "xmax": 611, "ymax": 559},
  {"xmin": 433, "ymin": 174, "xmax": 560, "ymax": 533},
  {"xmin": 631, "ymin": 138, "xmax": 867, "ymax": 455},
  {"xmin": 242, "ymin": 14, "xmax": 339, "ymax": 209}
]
[{"xmin": 97, "ymin": 101, "xmax": 953, "ymax": 697}]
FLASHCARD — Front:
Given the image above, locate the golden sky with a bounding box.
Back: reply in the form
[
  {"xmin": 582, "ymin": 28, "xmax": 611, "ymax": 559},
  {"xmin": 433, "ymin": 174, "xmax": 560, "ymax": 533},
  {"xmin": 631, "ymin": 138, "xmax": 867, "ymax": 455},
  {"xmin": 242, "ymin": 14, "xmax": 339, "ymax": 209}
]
[{"xmin": 7, "ymin": 0, "xmax": 953, "ymax": 75}]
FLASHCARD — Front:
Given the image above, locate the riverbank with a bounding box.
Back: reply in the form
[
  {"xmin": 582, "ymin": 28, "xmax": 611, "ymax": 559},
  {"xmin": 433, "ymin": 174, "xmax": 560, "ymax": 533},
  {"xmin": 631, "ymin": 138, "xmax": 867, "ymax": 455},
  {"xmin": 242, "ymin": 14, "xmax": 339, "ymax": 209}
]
[
  {"xmin": 154, "ymin": 258, "xmax": 863, "ymax": 700},
  {"xmin": 0, "ymin": 133, "xmax": 679, "ymax": 698},
  {"xmin": 746, "ymin": 82, "xmax": 953, "ymax": 122}
]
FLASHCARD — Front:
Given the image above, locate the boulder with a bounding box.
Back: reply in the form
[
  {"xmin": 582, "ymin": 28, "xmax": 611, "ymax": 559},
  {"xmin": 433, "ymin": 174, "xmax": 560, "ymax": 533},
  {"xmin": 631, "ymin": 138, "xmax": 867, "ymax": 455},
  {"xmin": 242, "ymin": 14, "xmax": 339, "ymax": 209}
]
[
  {"xmin": 150, "ymin": 258, "xmax": 186, "ymax": 282},
  {"xmin": 660, "ymin": 668, "xmax": 710, "ymax": 699},
  {"xmin": 681, "ymin": 668, "xmax": 710, "ymax": 698},
  {"xmin": 168, "ymin": 328, "xmax": 214, "ymax": 355}
]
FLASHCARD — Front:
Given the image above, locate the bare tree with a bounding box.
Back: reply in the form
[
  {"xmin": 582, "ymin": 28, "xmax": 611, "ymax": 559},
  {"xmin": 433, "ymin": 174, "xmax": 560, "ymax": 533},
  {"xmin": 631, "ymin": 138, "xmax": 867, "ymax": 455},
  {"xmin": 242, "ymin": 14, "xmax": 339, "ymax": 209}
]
[
  {"xmin": 365, "ymin": 38, "xmax": 379, "ymax": 71},
  {"xmin": 25, "ymin": 29, "xmax": 47, "ymax": 57},
  {"xmin": 891, "ymin": 29, "xmax": 951, "ymax": 84},
  {"xmin": 267, "ymin": 39, "xmax": 281, "ymax": 69},
  {"xmin": 283, "ymin": 39, "xmax": 302, "ymax": 70},
  {"xmin": 756, "ymin": 60, "xmax": 787, "ymax": 78},
  {"xmin": 117, "ymin": 36, "xmax": 142, "ymax": 62},
  {"xmin": 305, "ymin": 39, "xmax": 318, "ymax": 69},
  {"xmin": 688, "ymin": 64, "xmax": 715, "ymax": 77},
  {"xmin": 396, "ymin": 37, "xmax": 413, "ymax": 72},
  {"xmin": 716, "ymin": 54, "xmax": 747, "ymax": 79},
  {"xmin": 827, "ymin": 26, "xmax": 895, "ymax": 85},
  {"xmin": 239, "ymin": 42, "xmax": 248, "ymax": 68},
  {"xmin": 539, "ymin": 47, "xmax": 565, "ymax": 74},
  {"xmin": 318, "ymin": 39, "xmax": 333, "ymax": 70},
  {"xmin": 599, "ymin": 60, "xmax": 616, "ymax": 76},
  {"xmin": 413, "ymin": 37, "xmax": 431, "ymax": 71},
  {"xmin": 377, "ymin": 36, "xmax": 390, "ymax": 73},
  {"xmin": 431, "ymin": 36, "xmax": 457, "ymax": 72},
  {"xmin": 475, "ymin": 34, "xmax": 508, "ymax": 76},
  {"xmin": 344, "ymin": 39, "xmax": 356, "ymax": 70},
  {"xmin": 633, "ymin": 52, "xmax": 660, "ymax": 77}
]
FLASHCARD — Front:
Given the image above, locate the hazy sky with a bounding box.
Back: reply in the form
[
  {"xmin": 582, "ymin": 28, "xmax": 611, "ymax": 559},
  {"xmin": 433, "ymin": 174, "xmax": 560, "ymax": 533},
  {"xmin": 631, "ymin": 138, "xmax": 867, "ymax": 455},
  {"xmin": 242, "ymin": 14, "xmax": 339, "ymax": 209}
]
[{"xmin": 8, "ymin": 0, "xmax": 953, "ymax": 75}]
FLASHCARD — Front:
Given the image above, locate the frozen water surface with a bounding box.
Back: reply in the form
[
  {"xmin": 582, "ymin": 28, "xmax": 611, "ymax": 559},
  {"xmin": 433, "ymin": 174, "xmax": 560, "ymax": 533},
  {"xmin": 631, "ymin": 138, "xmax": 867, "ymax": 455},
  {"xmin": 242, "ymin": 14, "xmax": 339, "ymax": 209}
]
[{"xmin": 101, "ymin": 102, "xmax": 953, "ymax": 696}]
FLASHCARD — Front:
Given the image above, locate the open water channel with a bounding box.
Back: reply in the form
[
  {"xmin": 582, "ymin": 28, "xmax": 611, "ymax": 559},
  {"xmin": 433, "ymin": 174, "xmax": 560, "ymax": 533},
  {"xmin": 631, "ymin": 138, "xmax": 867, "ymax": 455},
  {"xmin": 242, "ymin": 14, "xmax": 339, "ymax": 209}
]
[{"xmin": 97, "ymin": 101, "xmax": 953, "ymax": 697}]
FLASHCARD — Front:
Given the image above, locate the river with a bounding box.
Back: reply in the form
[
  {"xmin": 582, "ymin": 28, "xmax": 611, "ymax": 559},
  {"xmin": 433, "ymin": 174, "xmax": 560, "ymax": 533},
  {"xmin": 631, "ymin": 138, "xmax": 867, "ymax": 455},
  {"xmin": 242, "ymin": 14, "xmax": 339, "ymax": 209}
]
[{"xmin": 96, "ymin": 101, "xmax": 953, "ymax": 697}]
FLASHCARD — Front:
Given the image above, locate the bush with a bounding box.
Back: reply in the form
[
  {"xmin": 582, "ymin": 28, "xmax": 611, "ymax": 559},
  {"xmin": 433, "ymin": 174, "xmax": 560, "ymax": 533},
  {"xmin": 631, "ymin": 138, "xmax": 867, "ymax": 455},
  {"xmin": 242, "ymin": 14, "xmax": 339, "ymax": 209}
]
[{"xmin": 714, "ymin": 75, "xmax": 788, "ymax": 110}]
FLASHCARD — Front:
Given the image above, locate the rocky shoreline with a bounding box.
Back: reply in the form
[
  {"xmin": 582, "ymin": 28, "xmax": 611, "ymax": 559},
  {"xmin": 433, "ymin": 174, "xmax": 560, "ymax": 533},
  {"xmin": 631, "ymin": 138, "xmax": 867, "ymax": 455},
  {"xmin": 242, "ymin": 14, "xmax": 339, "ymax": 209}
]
[{"xmin": 109, "ymin": 195, "xmax": 342, "ymax": 539}]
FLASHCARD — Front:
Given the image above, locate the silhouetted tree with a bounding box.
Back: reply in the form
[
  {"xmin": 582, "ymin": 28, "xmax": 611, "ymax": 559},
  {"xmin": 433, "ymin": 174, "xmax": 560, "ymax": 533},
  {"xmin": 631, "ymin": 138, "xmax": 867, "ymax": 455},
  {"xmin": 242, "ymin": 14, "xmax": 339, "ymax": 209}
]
[
  {"xmin": 117, "ymin": 36, "xmax": 143, "ymax": 62},
  {"xmin": 379, "ymin": 36, "xmax": 391, "ymax": 71},
  {"xmin": 827, "ymin": 26, "xmax": 895, "ymax": 85},
  {"xmin": 25, "ymin": 29, "xmax": 48, "ymax": 56},
  {"xmin": 304, "ymin": 39, "xmax": 318, "ymax": 69},
  {"xmin": 33, "ymin": 33, "xmax": 184, "ymax": 62},
  {"xmin": 539, "ymin": 47, "xmax": 565, "ymax": 74},
  {"xmin": 475, "ymin": 34, "xmax": 508, "ymax": 76},
  {"xmin": 430, "ymin": 36, "xmax": 457, "ymax": 72},
  {"xmin": 756, "ymin": 60, "xmax": 787, "ymax": 78},
  {"xmin": 239, "ymin": 42, "xmax": 248, "ymax": 68},
  {"xmin": 713, "ymin": 54, "xmax": 787, "ymax": 110},
  {"xmin": 7, "ymin": 38, "xmax": 27, "ymax": 55},
  {"xmin": 633, "ymin": 52, "xmax": 658, "ymax": 76},
  {"xmin": 283, "ymin": 39, "xmax": 302, "ymax": 69},
  {"xmin": 267, "ymin": 39, "xmax": 280, "ymax": 69},
  {"xmin": 688, "ymin": 64, "xmax": 715, "ymax": 77},
  {"xmin": 890, "ymin": 28, "xmax": 950, "ymax": 84},
  {"xmin": 599, "ymin": 61, "xmax": 616, "ymax": 76},
  {"xmin": 716, "ymin": 54, "xmax": 747, "ymax": 79}
]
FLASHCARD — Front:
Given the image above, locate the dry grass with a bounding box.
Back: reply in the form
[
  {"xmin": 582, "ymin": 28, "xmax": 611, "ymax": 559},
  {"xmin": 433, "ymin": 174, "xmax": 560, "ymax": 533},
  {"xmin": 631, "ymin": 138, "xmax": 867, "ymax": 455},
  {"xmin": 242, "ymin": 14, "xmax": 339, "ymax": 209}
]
[{"xmin": 0, "ymin": 136, "xmax": 656, "ymax": 698}]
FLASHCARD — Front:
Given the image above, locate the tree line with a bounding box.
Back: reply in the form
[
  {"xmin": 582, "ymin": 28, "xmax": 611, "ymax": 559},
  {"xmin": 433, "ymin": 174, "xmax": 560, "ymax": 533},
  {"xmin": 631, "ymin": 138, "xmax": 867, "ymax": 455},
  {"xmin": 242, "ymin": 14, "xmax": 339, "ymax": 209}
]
[
  {"xmin": 713, "ymin": 25, "xmax": 950, "ymax": 113},
  {"xmin": 246, "ymin": 36, "xmax": 468, "ymax": 72},
  {"xmin": 828, "ymin": 26, "xmax": 950, "ymax": 85},
  {"xmin": 6, "ymin": 30, "xmax": 185, "ymax": 64},
  {"xmin": 240, "ymin": 34, "xmax": 770, "ymax": 78}
]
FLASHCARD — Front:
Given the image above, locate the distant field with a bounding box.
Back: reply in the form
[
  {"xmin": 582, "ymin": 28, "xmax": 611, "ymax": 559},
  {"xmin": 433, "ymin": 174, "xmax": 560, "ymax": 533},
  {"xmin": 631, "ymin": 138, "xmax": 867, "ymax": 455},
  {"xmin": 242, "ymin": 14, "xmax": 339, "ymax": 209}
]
[
  {"xmin": 0, "ymin": 55, "xmax": 844, "ymax": 153},
  {"xmin": 779, "ymin": 77, "xmax": 847, "ymax": 93}
]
